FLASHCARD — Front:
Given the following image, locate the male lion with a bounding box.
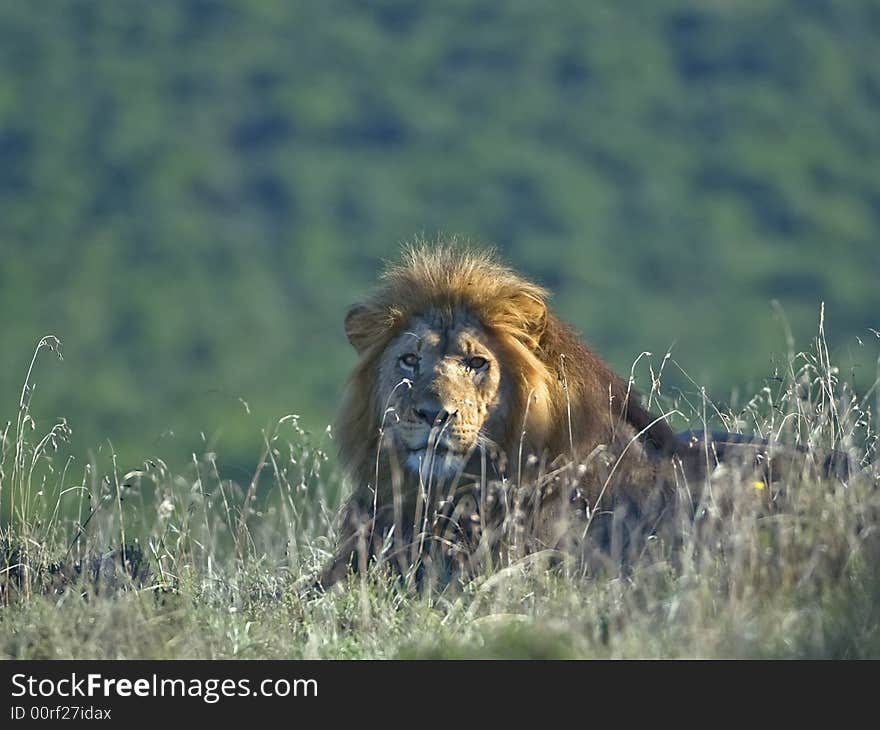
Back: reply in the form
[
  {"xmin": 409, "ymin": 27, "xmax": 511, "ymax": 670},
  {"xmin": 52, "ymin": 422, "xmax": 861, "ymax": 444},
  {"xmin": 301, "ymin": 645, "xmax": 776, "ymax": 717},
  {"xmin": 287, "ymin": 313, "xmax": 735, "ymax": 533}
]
[{"xmin": 316, "ymin": 244, "xmax": 848, "ymax": 589}]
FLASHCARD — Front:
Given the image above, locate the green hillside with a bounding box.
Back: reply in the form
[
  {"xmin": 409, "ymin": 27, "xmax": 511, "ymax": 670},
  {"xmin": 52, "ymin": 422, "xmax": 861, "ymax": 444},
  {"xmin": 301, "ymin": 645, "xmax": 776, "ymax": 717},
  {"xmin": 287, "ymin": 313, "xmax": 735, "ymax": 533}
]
[{"xmin": 1, "ymin": 0, "xmax": 877, "ymax": 471}]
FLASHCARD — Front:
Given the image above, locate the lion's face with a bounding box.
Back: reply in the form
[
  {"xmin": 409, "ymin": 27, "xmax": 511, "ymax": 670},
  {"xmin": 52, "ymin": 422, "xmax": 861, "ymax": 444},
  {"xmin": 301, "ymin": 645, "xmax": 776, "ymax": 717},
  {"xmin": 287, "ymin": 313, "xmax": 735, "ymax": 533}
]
[{"xmin": 375, "ymin": 308, "xmax": 510, "ymax": 481}]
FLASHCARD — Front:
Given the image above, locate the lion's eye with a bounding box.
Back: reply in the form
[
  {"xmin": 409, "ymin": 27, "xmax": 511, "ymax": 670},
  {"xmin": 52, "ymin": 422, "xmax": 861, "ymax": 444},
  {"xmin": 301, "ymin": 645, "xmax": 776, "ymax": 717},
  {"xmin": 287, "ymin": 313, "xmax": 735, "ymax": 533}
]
[
  {"xmin": 467, "ymin": 356, "xmax": 488, "ymax": 370},
  {"xmin": 399, "ymin": 353, "xmax": 420, "ymax": 370}
]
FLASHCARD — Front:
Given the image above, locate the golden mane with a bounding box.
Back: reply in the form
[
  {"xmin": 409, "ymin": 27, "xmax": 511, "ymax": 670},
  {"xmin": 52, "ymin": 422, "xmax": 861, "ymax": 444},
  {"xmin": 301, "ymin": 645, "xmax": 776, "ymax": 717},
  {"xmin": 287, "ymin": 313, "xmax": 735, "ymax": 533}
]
[{"xmin": 335, "ymin": 242, "xmax": 676, "ymax": 494}]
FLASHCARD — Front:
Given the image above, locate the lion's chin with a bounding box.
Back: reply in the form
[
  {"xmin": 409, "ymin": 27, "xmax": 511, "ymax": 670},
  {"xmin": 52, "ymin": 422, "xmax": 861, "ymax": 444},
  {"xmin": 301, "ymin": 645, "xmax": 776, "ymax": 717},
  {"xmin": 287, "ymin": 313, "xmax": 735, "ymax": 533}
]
[{"xmin": 405, "ymin": 448, "xmax": 467, "ymax": 482}]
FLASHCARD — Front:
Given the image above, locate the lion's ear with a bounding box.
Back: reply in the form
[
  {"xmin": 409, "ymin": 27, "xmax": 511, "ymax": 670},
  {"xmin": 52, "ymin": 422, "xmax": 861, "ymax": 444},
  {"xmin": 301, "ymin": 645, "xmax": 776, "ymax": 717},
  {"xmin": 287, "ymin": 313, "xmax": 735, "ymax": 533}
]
[
  {"xmin": 344, "ymin": 304, "xmax": 380, "ymax": 354},
  {"xmin": 512, "ymin": 291, "xmax": 547, "ymax": 350}
]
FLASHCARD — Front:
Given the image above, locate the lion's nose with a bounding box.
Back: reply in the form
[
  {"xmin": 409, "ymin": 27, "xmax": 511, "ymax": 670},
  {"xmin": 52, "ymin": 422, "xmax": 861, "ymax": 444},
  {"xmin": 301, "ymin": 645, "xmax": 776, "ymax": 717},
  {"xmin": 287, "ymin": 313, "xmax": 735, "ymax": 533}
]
[{"xmin": 415, "ymin": 406, "xmax": 454, "ymax": 427}]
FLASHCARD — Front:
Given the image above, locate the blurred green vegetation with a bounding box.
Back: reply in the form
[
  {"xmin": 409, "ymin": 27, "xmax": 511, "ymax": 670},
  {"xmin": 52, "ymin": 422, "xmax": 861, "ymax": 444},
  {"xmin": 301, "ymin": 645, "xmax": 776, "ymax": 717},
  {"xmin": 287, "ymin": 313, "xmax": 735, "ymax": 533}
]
[{"xmin": 0, "ymin": 0, "xmax": 877, "ymax": 471}]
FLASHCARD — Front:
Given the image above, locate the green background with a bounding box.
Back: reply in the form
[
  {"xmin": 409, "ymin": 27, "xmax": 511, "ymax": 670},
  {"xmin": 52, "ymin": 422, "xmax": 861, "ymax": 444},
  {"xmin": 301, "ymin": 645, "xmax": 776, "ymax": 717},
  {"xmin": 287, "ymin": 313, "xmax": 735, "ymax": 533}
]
[{"xmin": 1, "ymin": 0, "xmax": 877, "ymax": 472}]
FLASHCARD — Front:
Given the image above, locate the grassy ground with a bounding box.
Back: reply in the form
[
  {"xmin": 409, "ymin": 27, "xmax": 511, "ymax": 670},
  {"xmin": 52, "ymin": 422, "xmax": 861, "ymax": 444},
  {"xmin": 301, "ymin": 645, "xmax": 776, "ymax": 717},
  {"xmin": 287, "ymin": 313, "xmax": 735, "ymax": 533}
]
[{"xmin": 1, "ymin": 331, "xmax": 878, "ymax": 659}]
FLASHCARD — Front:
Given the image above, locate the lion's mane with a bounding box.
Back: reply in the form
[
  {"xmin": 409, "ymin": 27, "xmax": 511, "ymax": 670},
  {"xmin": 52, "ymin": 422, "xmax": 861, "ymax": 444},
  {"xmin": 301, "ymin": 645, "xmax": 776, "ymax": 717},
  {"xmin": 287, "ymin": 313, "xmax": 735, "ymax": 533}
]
[{"xmin": 336, "ymin": 244, "xmax": 676, "ymax": 492}]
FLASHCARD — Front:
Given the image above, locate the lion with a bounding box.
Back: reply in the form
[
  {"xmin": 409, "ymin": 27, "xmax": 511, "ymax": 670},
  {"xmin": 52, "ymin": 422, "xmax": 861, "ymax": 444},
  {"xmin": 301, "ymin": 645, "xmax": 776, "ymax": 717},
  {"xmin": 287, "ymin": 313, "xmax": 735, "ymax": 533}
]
[{"xmin": 316, "ymin": 243, "xmax": 849, "ymax": 589}]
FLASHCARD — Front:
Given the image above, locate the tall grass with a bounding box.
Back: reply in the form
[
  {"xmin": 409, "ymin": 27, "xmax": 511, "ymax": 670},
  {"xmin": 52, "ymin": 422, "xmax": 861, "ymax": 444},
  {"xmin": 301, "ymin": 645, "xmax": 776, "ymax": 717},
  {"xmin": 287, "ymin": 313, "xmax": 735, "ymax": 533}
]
[{"xmin": 0, "ymin": 320, "xmax": 878, "ymax": 659}]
